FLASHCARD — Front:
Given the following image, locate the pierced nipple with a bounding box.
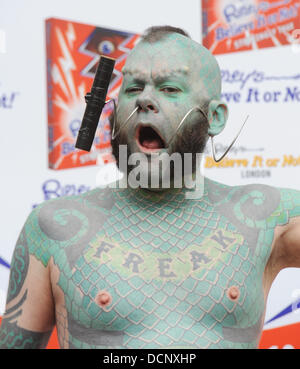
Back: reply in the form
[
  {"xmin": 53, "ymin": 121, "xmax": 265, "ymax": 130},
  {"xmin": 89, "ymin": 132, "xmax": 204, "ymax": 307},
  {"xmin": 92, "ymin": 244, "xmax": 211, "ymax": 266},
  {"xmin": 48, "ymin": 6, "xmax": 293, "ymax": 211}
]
[
  {"xmin": 95, "ymin": 290, "xmax": 112, "ymax": 310},
  {"xmin": 227, "ymin": 286, "xmax": 240, "ymax": 301}
]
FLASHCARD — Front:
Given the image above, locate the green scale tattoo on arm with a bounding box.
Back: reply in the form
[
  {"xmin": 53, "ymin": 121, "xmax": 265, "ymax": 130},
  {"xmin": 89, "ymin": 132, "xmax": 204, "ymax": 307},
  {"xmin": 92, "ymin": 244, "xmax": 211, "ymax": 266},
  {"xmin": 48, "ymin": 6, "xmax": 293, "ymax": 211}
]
[
  {"xmin": 2, "ymin": 178, "xmax": 299, "ymax": 349},
  {"xmin": 0, "ymin": 224, "xmax": 52, "ymax": 349},
  {"xmin": 0, "ymin": 320, "xmax": 51, "ymax": 349}
]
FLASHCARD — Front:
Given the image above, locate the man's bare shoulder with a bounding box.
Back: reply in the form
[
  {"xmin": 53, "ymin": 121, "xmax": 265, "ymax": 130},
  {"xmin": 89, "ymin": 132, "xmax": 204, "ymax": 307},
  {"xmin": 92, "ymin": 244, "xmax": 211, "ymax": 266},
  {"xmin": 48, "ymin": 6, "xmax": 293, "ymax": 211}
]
[
  {"xmin": 23, "ymin": 187, "xmax": 116, "ymax": 262},
  {"xmin": 204, "ymin": 177, "xmax": 300, "ymax": 226},
  {"xmin": 204, "ymin": 177, "xmax": 278, "ymax": 203}
]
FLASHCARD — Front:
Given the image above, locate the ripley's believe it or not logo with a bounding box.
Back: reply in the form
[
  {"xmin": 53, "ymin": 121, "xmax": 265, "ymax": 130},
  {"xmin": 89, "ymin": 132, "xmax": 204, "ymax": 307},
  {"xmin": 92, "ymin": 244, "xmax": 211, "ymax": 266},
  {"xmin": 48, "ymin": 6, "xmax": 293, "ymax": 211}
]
[{"xmin": 202, "ymin": 0, "xmax": 300, "ymax": 54}]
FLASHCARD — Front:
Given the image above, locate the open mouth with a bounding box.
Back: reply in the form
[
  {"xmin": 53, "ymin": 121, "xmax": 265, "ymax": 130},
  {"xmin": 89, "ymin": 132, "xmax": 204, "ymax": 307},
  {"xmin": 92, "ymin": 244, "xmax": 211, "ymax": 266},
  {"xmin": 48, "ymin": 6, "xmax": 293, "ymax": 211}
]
[{"xmin": 136, "ymin": 125, "xmax": 166, "ymax": 152}]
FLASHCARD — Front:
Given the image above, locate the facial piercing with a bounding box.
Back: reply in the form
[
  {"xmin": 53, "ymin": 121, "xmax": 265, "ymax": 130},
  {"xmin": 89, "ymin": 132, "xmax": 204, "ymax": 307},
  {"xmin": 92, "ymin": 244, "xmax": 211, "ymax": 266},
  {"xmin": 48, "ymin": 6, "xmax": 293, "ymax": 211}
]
[
  {"xmin": 165, "ymin": 106, "xmax": 208, "ymax": 147},
  {"xmin": 210, "ymin": 115, "xmax": 249, "ymax": 163},
  {"xmin": 105, "ymin": 99, "xmax": 139, "ymax": 140}
]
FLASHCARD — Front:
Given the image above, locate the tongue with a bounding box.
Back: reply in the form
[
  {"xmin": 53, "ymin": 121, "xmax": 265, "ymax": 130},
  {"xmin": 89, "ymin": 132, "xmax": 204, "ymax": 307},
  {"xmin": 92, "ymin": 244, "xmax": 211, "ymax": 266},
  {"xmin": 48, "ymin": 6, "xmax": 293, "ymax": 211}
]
[{"xmin": 142, "ymin": 138, "xmax": 162, "ymax": 149}]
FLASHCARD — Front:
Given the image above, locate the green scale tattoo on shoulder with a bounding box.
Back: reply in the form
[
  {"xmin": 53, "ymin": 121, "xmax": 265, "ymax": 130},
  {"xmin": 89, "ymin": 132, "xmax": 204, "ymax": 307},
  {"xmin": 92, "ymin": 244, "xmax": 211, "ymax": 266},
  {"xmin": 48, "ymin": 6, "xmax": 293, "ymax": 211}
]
[{"xmin": 7, "ymin": 178, "xmax": 300, "ymax": 349}]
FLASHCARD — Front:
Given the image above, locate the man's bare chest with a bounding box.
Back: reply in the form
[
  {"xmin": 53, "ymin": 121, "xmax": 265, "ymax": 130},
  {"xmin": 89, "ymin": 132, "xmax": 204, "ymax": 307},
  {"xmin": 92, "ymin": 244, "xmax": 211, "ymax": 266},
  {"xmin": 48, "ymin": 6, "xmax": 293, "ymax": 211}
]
[
  {"xmin": 27, "ymin": 181, "xmax": 285, "ymax": 348},
  {"xmin": 50, "ymin": 191, "xmax": 269, "ymax": 349}
]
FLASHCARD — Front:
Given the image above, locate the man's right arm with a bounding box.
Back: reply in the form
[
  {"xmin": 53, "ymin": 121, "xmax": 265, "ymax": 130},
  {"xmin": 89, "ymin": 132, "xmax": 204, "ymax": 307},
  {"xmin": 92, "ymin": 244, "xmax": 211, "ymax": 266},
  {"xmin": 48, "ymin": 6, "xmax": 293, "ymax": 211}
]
[{"xmin": 0, "ymin": 208, "xmax": 55, "ymax": 349}]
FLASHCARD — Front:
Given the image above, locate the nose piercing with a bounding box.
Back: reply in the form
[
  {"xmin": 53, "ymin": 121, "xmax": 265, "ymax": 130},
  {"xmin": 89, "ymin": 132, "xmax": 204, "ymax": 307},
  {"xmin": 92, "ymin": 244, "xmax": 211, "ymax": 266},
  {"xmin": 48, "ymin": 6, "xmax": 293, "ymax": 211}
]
[{"xmin": 105, "ymin": 99, "xmax": 139, "ymax": 140}]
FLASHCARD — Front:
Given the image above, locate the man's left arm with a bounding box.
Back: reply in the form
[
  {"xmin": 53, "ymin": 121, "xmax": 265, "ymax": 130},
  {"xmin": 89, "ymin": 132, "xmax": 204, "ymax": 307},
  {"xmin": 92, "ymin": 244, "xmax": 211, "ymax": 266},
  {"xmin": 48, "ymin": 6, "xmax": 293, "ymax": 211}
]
[{"xmin": 273, "ymin": 188, "xmax": 300, "ymax": 269}]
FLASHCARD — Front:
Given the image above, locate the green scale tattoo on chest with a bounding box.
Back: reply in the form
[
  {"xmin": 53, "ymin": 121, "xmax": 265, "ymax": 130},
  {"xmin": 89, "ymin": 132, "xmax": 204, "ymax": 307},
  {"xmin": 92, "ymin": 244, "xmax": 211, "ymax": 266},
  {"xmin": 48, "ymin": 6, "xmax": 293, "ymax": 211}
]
[{"xmin": 22, "ymin": 178, "xmax": 300, "ymax": 349}]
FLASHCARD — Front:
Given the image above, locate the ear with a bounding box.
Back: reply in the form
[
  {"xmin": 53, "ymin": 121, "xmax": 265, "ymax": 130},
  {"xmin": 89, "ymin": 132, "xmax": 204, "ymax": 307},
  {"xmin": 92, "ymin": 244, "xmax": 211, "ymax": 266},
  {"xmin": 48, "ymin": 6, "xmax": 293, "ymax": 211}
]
[{"xmin": 207, "ymin": 100, "xmax": 228, "ymax": 136}]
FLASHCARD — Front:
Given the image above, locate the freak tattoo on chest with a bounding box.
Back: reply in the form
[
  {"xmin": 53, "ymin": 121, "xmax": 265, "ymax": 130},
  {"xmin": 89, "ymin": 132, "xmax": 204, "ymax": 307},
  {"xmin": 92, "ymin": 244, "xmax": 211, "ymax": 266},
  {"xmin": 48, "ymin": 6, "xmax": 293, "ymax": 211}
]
[{"xmin": 4, "ymin": 178, "xmax": 295, "ymax": 349}]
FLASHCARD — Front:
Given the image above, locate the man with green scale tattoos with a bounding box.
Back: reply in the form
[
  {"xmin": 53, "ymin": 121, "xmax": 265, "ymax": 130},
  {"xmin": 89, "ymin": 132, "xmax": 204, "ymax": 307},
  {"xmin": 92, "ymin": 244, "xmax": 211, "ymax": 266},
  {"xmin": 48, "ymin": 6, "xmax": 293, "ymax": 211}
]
[{"xmin": 1, "ymin": 26, "xmax": 300, "ymax": 349}]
